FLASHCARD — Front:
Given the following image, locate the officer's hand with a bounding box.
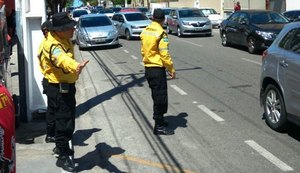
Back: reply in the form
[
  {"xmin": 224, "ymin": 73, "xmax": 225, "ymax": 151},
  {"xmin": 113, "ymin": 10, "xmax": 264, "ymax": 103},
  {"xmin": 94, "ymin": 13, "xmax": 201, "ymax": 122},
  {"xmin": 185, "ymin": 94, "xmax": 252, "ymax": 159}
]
[
  {"xmin": 76, "ymin": 60, "xmax": 89, "ymax": 75},
  {"xmin": 168, "ymin": 71, "xmax": 176, "ymax": 79}
]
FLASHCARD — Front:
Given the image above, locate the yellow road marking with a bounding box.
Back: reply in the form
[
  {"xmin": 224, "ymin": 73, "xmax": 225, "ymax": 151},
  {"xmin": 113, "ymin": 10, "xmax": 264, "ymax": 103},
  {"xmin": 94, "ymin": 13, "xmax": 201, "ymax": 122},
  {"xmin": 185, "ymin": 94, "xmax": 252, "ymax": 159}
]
[{"xmin": 112, "ymin": 154, "xmax": 196, "ymax": 173}]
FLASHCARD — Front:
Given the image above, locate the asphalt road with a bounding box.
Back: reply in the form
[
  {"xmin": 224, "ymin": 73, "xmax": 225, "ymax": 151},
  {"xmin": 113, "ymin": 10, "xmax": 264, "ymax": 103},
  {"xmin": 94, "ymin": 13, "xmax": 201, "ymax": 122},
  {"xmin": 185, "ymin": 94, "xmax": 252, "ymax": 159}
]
[{"xmin": 72, "ymin": 29, "xmax": 300, "ymax": 173}]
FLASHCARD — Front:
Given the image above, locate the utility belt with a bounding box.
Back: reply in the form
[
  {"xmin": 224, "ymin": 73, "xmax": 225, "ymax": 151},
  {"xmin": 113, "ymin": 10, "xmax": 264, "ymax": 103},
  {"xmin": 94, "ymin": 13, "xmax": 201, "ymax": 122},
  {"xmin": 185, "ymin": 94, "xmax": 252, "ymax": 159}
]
[{"xmin": 45, "ymin": 79, "xmax": 75, "ymax": 94}]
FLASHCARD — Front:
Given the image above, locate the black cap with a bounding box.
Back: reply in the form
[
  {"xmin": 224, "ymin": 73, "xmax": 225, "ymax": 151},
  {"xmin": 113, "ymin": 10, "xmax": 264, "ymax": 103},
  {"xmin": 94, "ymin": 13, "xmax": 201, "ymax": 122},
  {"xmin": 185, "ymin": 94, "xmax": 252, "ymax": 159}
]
[
  {"xmin": 153, "ymin": 9, "xmax": 165, "ymax": 20},
  {"xmin": 41, "ymin": 20, "xmax": 52, "ymax": 30},
  {"xmin": 49, "ymin": 12, "xmax": 77, "ymax": 31}
]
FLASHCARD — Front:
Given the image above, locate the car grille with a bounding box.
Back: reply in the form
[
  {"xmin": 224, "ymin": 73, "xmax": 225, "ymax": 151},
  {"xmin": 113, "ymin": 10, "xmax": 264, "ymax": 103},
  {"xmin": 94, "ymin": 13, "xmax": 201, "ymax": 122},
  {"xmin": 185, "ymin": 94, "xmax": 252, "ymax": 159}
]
[
  {"xmin": 86, "ymin": 38, "xmax": 114, "ymax": 44},
  {"xmin": 184, "ymin": 29, "xmax": 211, "ymax": 34},
  {"xmin": 191, "ymin": 22, "xmax": 206, "ymax": 27}
]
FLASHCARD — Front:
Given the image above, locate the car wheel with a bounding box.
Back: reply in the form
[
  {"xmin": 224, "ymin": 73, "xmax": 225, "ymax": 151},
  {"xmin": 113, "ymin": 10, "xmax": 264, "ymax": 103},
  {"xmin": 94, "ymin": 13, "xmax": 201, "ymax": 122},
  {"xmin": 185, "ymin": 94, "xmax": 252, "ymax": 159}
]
[
  {"xmin": 247, "ymin": 36, "xmax": 257, "ymax": 54},
  {"xmin": 263, "ymin": 84, "xmax": 288, "ymax": 132},
  {"xmin": 221, "ymin": 32, "xmax": 229, "ymax": 46},
  {"xmin": 177, "ymin": 26, "xmax": 182, "ymax": 37},
  {"xmin": 166, "ymin": 25, "xmax": 171, "ymax": 34},
  {"xmin": 125, "ymin": 29, "xmax": 131, "ymax": 40}
]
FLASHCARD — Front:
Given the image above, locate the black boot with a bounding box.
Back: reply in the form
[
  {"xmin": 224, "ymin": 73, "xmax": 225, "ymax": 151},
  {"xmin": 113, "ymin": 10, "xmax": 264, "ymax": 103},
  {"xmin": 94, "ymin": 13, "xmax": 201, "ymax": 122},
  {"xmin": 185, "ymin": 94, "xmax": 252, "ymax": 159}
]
[
  {"xmin": 45, "ymin": 135, "xmax": 55, "ymax": 143},
  {"xmin": 56, "ymin": 155, "xmax": 75, "ymax": 172},
  {"xmin": 53, "ymin": 146, "xmax": 74, "ymax": 156},
  {"xmin": 153, "ymin": 124, "xmax": 174, "ymax": 135}
]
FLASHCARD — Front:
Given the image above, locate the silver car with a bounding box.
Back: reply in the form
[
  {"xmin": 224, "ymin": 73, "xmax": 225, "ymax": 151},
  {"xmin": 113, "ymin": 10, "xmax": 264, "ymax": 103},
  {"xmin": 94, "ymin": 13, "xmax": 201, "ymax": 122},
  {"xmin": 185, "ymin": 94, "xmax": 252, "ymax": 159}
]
[
  {"xmin": 166, "ymin": 8, "xmax": 212, "ymax": 37},
  {"xmin": 111, "ymin": 12, "xmax": 151, "ymax": 40},
  {"xmin": 75, "ymin": 14, "xmax": 119, "ymax": 49},
  {"xmin": 260, "ymin": 21, "xmax": 300, "ymax": 131}
]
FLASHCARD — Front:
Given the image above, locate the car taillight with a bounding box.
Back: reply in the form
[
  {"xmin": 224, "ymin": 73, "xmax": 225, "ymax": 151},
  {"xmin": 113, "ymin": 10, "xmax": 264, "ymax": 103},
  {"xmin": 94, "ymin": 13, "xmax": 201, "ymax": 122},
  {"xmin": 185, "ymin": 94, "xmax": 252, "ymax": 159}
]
[{"xmin": 262, "ymin": 49, "xmax": 268, "ymax": 61}]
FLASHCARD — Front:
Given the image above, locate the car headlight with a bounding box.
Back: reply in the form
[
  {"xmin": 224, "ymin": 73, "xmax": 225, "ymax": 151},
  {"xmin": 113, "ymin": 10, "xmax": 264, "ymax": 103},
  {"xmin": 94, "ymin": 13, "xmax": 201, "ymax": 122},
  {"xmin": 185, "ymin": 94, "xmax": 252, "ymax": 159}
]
[
  {"xmin": 181, "ymin": 21, "xmax": 191, "ymax": 26},
  {"xmin": 256, "ymin": 31, "xmax": 275, "ymax": 40},
  {"xmin": 131, "ymin": 25, "xmax": 139, "ymax": 29},
  {"xmin": 206, "ymin": 20, "xmax": 211, "ymax": 25},
  {"xmin": 108, "ymin": 30, "xmax": 118, "ymax": 37}
]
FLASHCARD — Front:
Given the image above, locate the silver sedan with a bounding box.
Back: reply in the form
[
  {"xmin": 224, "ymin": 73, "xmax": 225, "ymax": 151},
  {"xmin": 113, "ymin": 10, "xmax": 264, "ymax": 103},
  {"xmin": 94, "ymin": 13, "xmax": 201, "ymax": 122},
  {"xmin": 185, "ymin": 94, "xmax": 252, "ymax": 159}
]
[{"xmin": 75, "ymin": 14, "xmax": 119, "ymax": 49}]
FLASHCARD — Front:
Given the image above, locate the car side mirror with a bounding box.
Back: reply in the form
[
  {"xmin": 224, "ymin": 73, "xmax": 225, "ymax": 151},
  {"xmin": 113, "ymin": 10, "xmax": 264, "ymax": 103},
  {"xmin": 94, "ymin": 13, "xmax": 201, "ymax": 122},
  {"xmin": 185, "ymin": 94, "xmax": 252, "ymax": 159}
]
[{"xmin": 119, "ymin": 18, "xmax": 124, "ymax": 23}]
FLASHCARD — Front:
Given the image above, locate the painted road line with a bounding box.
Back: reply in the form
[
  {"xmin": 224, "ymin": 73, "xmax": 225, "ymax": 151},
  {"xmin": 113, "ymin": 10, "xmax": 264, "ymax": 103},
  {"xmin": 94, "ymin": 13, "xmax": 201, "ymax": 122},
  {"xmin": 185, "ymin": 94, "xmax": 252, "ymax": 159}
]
[
  {"xmin": 245, "ymin": 140, "xmax": 294, "ymax": 172},
  {"xmin": 131, "ymin": 55, "xmax": 138, "ymax": 60},
  {"xmin": 112, "ymin": 154, "xmax": 196, "ymax": 173},
  {"xmin": 123, "ymin": 49, "xmax": 129, "ymax": 53},
  {"xmin": 170, "ymin": 85, "xmax": 188, "ymax": 95},
  {"xmin": 241, "ymin": 58, "xmax": 262, "ymax": 66},
  {"xmin": 197, "ymin": 105, "xmax": 225, "ymax": 122},
  {"xmin": 177, "ymin": 39, "xmax": 203, "ymax": 47}
]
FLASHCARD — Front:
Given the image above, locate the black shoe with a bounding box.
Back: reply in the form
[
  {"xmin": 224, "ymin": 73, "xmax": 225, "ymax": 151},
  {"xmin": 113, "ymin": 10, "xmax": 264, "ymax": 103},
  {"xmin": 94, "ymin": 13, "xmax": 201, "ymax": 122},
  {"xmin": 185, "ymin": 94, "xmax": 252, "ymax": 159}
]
[
  {"xmin": 53, "ymin": 147, "xmax": 74, "ymax": 156},
  {"xmin": 45, "ymin": 135, "xmax": 55, "ymax": 143},
  {"xmin": 153, "ymin": 126, "xmax": 174, "ymax": 135},
  {"xmin": 56, "ymin": 155, "xmax": 75, "ymax": 172}
]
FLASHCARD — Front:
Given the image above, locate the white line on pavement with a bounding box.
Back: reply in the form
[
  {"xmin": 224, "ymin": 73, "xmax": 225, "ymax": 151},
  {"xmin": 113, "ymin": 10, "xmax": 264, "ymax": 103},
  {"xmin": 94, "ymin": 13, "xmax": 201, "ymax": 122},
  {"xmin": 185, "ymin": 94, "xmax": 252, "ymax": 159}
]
[
  {"xmin": 123, "ymin": 49, "xmax": 129, "ymax": 53},
  {"xmin": 131, "ymin": 55, "xmax": 138, "ymax": 60},
  {"xmin": 170, "ymin": 85, "xmax": 188, "ymax": 95},
  {"xmin": 176, "ymin": 39, "xmax": 203, "ymax": 47},
  {"xmin": 245, "ymin": 140, "xmax": 294, "ymax": 172},
  {"xmin": 241, "ymin": 58, "xmax": 262, "ymax": 66},
  {"xmin": 197, "ymin": 105, "xmax": 225, "ymax": 122}
]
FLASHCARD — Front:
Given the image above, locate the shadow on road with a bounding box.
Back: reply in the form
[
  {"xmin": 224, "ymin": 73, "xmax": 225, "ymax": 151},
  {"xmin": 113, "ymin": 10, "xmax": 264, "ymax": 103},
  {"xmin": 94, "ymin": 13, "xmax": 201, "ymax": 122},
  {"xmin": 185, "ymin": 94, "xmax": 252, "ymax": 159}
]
[
  {"xmin": 165, "ymin": 112, "xmax": 188, "ymax": 133},
  {"xmin": 74, "ymin": 143, "xmax": 126, "ymax": 173},
  {"xmin": 73, "ymin": 128, "xmax": 102, "ymax": 146}
]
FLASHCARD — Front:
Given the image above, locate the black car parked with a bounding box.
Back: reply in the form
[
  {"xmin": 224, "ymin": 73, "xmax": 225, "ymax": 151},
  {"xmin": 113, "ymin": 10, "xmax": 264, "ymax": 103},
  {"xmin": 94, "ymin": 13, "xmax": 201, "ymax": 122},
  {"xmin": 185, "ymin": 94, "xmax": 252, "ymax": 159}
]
[{"xmin": 220, "ymin": 10, "xmax": 289, "ymax": 54}]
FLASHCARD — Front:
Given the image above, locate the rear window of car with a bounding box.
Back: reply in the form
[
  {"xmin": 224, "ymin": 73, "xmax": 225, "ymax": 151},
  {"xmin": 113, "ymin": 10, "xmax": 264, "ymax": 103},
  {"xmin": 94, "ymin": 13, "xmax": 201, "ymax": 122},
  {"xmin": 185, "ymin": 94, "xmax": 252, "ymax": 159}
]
[
  {"xmin": 81, "ymin": 16, "xmax": 112, "ymax": 27},
  {"xmin": 124, "ymin": 13, "xmax": 148, "ymax": 21},
  {"xmin": 179, "ymin": 9, "xmax": 204, "ymax": 18}
]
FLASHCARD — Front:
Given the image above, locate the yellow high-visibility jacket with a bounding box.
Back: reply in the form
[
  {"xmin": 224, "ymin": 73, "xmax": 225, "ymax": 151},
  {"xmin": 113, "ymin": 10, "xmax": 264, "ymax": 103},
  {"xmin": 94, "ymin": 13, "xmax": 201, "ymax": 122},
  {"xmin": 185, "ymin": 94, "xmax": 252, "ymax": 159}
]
[
  {"xmin": 140, "ymin": 21, "xmax": 175, "ymax": 73},
  {"xmin": 39, "ymin": 32, "xmax": 79, "ymax": 83}
]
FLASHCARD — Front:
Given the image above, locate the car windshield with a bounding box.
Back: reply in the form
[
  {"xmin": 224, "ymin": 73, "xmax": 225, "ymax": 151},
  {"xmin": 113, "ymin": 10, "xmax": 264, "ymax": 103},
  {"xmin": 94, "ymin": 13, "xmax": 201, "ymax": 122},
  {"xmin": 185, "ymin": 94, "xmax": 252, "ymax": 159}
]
[
  {"xmin": 200, "ymin": 9, "xmax": 217, "ymax": 16},
  {"xmin": 124, "ymin": 13, "xmax": 148, "ymax": 21},
  {"xmin": 162, "ymin": 9, "xmax": 171, "ymax": 15},
  {"xmin": 137, "ymin": 8, "xmax": 149, "ymax": 13},
  {"xmin": 73, "ymin": 10, "xmax": 88, "ymax": 17},
  {"xmin": 250, "ymin": 12, "xmax": 289, "ymax": 24},
  {"xmin": 179, "ymin": 9, "xmax": 204, "ymax": 18},
  {"xmin": 81, "ymin": 16, "xmax": 112, "ymax": 27},
  {"xmin": 99, "ymin": 9, "xmax": 114, "ymax": 13}
]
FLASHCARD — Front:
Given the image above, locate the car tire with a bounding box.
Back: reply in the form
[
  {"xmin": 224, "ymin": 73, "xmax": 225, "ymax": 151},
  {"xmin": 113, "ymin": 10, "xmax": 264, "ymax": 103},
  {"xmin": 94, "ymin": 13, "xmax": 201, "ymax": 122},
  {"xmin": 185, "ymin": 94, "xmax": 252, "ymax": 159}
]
[
  {"xmin": 247, "ymin": 36, "xmax": 257, "ymax": 54},
  {"xmin": 177, "ymin": 26, "xmax": 182, "ymax": 37},
  {"xmin": 263, "ymin": 84, "xmax": 288, "ymax": 132},
  {"xmin": 166, "ymin": 25, "xmax": 171, "ymax": 34},
  {"xmin": 221, "ymin": 32, "xmax": 229, "ymax": 46},
  {"xmin": 125, "ymin": 29, "xmax": 131, "ymax": 40}
]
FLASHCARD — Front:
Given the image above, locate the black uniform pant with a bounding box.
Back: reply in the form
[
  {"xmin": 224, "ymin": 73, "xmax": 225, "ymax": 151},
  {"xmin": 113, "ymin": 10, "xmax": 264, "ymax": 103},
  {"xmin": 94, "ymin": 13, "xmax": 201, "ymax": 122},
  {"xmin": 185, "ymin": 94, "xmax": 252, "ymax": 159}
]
[
  {"xmin": 145, "ymin": 67, "xmax": 168, "ymax": 121},
  {"xmin": 46, "ymin": 83, "xmax": 76, "ymax": 154},
  {"xmin": 42, "ymin": 78, "xmax": 55, "ymax": 137}
]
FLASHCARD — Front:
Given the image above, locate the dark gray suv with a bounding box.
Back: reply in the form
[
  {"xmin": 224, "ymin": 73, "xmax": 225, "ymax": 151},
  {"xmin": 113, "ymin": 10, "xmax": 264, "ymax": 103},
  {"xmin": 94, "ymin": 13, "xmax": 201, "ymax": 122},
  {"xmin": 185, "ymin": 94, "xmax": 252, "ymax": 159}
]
[{"xmin": 260, "ymin": 21, "xmax": 300, "ymax": 131}]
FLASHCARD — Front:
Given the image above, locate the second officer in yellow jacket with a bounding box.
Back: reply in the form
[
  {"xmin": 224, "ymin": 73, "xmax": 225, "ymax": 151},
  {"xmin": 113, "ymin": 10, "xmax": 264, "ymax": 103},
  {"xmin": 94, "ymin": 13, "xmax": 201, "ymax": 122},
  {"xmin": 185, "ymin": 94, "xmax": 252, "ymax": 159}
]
[{"xmin": 140, "ymin": 8, "xmax": 176, "ymax": 135}]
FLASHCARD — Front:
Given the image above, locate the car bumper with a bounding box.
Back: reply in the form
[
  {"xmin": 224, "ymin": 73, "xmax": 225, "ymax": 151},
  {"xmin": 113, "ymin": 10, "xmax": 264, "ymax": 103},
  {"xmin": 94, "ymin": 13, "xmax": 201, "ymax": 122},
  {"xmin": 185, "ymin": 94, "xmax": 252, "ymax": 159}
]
[
  {"xmin": 78, "ymin": 37, "xmax": 119, "ymax": 48},
  {"xmin": 181, "ymin": 25, "xmax": 212, "ymax": 35},
  {"xmin": 210, "ymin": 20, "xmax": 222, "ymax": 27},
  {"xmin": 130, "ymin": 28, "xmax": 145, "ymax": 37}
]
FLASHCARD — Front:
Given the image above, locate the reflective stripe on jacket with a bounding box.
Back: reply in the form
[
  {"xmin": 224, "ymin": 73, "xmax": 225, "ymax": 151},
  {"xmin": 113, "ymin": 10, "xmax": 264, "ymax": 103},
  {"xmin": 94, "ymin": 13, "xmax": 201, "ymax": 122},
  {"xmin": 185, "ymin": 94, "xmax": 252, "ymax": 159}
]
[
  {"xmin": 140, "ymin": 21, "xmax": 175, "ymax": 73},
  {"xmin": 40, "ymin": 32, "xmax": 79, "ymax": 83}
]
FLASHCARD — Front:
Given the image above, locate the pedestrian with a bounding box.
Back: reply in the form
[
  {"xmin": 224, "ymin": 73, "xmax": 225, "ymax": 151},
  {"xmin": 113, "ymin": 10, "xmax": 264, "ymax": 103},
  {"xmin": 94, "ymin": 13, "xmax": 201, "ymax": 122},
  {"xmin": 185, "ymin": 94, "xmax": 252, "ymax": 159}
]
[
  {"xmin": 37, "ymin": 20, "xmax": 55, "ymax": 143},
  {"xmin": 0, "ymin": 84, "xmax": 16, "ymax": 173},
  {"xmin": 39, "ymin": 12, "xmax": 89, "ymax": 172},
  {"xmin": 140, "ymin": 8, "xmax": 176, "ymax": 135},
  {"xmin": 234, "ymin": 1, "xmax": 241, "ymax": 11}
]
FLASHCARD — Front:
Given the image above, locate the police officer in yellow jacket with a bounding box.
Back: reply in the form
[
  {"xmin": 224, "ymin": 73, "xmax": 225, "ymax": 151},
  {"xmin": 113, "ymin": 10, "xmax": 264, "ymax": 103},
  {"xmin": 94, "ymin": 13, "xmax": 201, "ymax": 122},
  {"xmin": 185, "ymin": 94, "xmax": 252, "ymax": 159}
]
[
  {"xmin": 39, "ymin": 12, "xmax": 89, "ymax": 172},
  {"xmin": 140, "ymin": 9, "xmax": 176, "ymax": 135}
]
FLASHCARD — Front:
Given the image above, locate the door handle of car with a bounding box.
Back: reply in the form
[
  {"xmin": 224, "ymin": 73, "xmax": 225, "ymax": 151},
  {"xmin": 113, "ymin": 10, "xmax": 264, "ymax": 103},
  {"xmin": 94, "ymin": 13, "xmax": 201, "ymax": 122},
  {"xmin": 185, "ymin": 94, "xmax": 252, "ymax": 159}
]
[{"xmin": 280, "ymin": 60, "xmax": 288, "ymax": 68}]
